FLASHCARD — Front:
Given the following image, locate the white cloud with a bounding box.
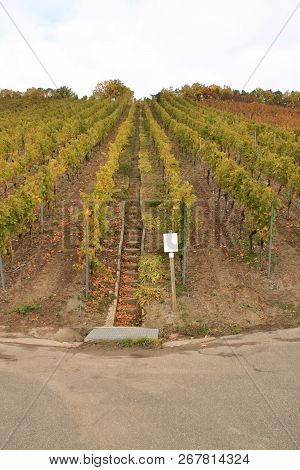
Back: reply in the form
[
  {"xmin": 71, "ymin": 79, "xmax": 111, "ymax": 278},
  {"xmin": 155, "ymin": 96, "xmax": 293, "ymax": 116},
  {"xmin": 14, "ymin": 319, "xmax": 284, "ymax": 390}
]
[{"xmin": 0, "ymin": 0, "xmax": 299, "ymax": 97}]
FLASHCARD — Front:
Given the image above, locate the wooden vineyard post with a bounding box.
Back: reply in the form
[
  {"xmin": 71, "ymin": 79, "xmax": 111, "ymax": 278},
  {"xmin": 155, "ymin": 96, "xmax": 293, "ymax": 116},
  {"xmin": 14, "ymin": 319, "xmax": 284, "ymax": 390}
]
[
  {"xmin": 9, "ymin": 241, "xmax": 14, "ymax": 270},
  {"xmin": 40, "ymin": 203, "xmax": 44, "ymax": 233},
  {"xmin": 85, "ymin": 220, "xmax": 89, "ymax": 297},
  {"xmin": 267, "ymin": 201, "xmax": 274, "ymax": 278},
  {"xmin": 260, "ymin": 239, "xmax": 264, "ymax": 272},
  {"xmin": 169, "ymin": 253, "xmax": 177, "ymax": 311},
  {"xmin": 182, "ymin": 201, "xmax": 188, "ymax": 285},
  {"xmin": 0, "ymin": 252, "xmax": 5, "ymax": 290},
  {"xmin": 287, "ymin": 190, "xmax": 292, "ymax": 220}
]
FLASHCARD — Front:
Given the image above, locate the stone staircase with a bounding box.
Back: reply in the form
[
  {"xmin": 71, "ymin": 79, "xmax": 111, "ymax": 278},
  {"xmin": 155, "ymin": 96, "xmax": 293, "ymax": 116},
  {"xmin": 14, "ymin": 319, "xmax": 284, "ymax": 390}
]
[{"xmin": 115, "ymin": 145, "xmax": 142, "ymax": 326}]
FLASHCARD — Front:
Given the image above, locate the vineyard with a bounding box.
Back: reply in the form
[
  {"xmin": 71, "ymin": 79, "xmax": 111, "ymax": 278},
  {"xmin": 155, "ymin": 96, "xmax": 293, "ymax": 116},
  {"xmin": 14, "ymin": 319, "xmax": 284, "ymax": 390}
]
[
  {"xmin": 0, "ymin": 84, "xmax": 299, "ymax": 338},
  {"xmin": 203, "ymin": 99, "xmax": 300, "ymax": 130}
]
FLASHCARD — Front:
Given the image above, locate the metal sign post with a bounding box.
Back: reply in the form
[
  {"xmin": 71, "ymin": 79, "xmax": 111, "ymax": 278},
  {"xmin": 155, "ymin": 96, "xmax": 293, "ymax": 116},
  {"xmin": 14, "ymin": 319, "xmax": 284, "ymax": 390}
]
[{"xmin": 163, "ymin": 232, "xmax": 178, "ymax": 311}]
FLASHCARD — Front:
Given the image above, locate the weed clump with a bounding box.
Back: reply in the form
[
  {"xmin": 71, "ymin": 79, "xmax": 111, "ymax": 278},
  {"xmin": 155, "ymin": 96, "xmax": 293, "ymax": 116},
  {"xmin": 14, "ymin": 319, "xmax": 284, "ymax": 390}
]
[
  {"xmin": 15, "ymin": 303, "xmax": 38, "ymax": 315},
  {"xmin": 117, "ymin": 337, "xmax": 159, "ymax": 348},
  {"xmin": 136, "ymin": 254, "xmax": 165, "ymax": 306},
  {"xmin": 138, "ymin": 254, "xmax": 165, "ymax": 284},
  {"xmin": 175, "ymin": 321, "xmax": 210, "ymax": 337},
  {"xmin": 136, "ymin": 285, "xmax": 164, "ymax": 306}
]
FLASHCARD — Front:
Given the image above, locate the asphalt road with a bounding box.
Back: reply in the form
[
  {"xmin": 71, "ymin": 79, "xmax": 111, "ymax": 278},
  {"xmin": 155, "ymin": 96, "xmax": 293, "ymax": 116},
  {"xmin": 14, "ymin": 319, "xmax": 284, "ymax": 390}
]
[{"xmin": 0, "ymin": 328, "xmax": 300, "ymax": 450}]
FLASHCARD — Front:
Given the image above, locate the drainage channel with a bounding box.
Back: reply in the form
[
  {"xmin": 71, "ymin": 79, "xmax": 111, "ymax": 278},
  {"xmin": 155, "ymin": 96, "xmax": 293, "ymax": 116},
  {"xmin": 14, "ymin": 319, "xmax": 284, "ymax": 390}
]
[{"xmin": 114, "ymin": 120, "xmax": 143, "ymax": 327}]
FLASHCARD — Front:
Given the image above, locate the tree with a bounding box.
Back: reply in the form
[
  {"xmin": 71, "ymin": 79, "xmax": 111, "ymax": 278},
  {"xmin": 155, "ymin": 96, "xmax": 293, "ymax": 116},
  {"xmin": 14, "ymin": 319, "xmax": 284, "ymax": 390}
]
[
  {"xmin": 179, "ymin": 82, "xmax": 300, "ymax": 108},
  {"xmin": 221, "ymin": 86, "xmax": 234, "ymax": 100},
  {"xmin": 92, "ymin": 80, "xmax": 132, "ymax": 99},
  {"xmin": 0, "ymin": 89, "xmax": 22, "ymax": 98},
  {"xmin": 288, "ymin": 91, "xmax": 300, "ymax": 107},
  {"xmin": 52, "ymin": 86, "xmax": 77, "ymax": 99},
  {"xmin": 24, "ymin": 87, "xmax": 51, "ymax": 98}
]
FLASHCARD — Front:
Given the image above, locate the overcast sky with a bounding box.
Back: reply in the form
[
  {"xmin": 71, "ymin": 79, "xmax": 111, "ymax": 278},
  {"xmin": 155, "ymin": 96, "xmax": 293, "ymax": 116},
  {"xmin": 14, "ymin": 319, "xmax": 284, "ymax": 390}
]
[{"xmin": 0, "ymin": 0, "xmax": 299, "ymax": 98}]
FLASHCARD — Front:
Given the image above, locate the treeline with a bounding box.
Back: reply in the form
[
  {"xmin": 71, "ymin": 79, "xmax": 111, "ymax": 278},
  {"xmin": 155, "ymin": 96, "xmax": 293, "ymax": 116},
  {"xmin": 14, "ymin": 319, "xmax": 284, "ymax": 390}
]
[
  {"xmin": 0, "ymin": 79, "xmax": 132, "ymax": 101},
  {"xmin": 176, "ymin": 83, "xmax": 300, "ymax": 108},
  {"xmin": 0, "ymin": 86, "xmax": 78, "ymax": 99}
]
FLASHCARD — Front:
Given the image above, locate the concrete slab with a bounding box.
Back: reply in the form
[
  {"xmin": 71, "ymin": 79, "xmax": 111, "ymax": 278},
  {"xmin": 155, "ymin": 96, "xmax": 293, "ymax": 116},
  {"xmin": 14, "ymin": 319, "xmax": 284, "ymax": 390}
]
[
  {"xmin": 0, "ymin": 336, "xmax": 81, "ymax": 348},
  {"xmin": 84, "ymin": 326, "xmax": 159, "ymax": 342},
  {"xmin": 163, "ymin": 336, "xmax": 216, "ymax": 348}
]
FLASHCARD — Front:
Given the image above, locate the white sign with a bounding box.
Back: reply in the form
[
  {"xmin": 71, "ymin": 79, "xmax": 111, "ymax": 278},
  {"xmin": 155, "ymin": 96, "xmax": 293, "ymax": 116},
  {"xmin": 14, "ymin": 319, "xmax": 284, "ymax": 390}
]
[{"xmin": 163, "ymin": 232, "xmax": 178, "ymax": 253}]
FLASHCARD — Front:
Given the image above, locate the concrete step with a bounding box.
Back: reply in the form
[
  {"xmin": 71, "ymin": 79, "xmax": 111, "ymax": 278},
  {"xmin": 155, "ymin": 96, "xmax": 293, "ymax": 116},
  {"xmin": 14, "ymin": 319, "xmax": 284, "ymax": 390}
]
[
  {"xmin": 125, "ymin": 221, "xmax": 142, "ymax": 227},
  {"xmin": 126, "ymin": 215, "xmax": 142, "ymax": 222},
  {"xmin": 126, "ymin": 223, "xmax": 142, "ymax": 229},
  {"xmin": 124, "ymin": 234, "xmax": 141, "ymax": 240},
  {"xmin": 119, "ymin": 286, "xmax": 136, "ymax": 295},
  {"xmin": 124, "ymin": 239, "xmax": 141, "ymax": 245},
  {"xmin": 126, "ymin": 200, "xmax": 139, "ymax": 204},
  {"xmin": 118, "ymin": 306, "xmax": 140, "ymax": 315},
  {"xmin": 121, "ymin": 263, "xmax": 138, "ymax": 270},
  {"xmin": 85, "ymin": 327, "xmax": 159, "ymax": 342},
  {"xmin": 126, "ymin": 214, "xmax": 141, "ymax": 220},
  {"xmin": 126, "ymin": 219, "xmax": 141, "ymax": 224},
  {"xmin": 121, "ymin": 279, "xmax": 139, "ymax": 286},
  {"xmin": 125, "ymin": 229, "xmax": 141, "ymax": 234},
  {"xmin": 119, "ymin": 298, "xmax": 138, "ymax": 306},
  {"xmin": 127, "ymin": 207, "xmax": 140, "ymax": 211},
  {"xmin": 126, "ymin": 200, "xmax": 140, "ymax": 205},
  {"xmin": 126, "ymin": 212, "xmax": 140, "ymax": 218},
  {"xmin": 125, "ymin": 225, "xmax": 141, "ymax": 230},
  {"xmin": 122, "ymin": 254, "xmax": 139, "ymax": 262},
  {"xmin": 122, "ymin": 269, "xmax": 139, "ymax": 276},
  {"xmin": 126, "ymin": 213, "xmax": 141, "ymax": 219},
  {"xmin": 124, "ymin": 241, "xmax": 141, "ymax": 247},
  {"xmin": 124, "ymin": 228, "xmax": 142, "ymax": 234},
  {"xmin": 124, "ymin": 242, "xmax": 141, "ymax": 247},
  {"xmin": 123, "ymin": 247, "xmax": 140, "ymax": 254}
]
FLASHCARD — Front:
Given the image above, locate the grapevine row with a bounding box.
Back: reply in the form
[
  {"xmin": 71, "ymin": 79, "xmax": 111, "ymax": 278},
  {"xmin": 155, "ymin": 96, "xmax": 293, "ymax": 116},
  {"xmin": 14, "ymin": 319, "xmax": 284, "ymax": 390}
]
[
  {"xmin": 143, "ymin": 101, "xmax": 195, "ymax": 227},
  {"xmin": 0, "ymin": 93, "xmax": 131, "ymax": 255},
  {"xmin": 160, "ymin": 93, "xmax": 300, "ymax": 203},
  {"xmin": 175, "ymin": 93, "xmax": 300, "ymax": 163},
  {"xmin": 81, "ymin": 101, "xmax": 137, "ymax": 266},
  {"xmin": 0, "ymin": 98, "xmax": 84, "ymax": 156},
  {"xmin": 151, "ymin": 96, "xmax": 279, "ymax": 245},
  {"xmin": 0, "ymin": 98, "xmax": 118, "ymax": 191}
]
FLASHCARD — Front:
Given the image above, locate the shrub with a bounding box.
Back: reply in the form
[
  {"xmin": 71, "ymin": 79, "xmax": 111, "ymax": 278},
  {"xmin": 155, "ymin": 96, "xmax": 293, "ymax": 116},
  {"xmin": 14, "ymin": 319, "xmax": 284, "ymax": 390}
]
[
  {"xmin": 136, "ymin": 285, "xmax": 164, "ymax": 306},
  {"xmin": 15, "ymin": 303, "xmax": 38, "ymax": 315},
  {"xmin": 138, "ymin": 254, "xmax": 165, "ymax": 284}
]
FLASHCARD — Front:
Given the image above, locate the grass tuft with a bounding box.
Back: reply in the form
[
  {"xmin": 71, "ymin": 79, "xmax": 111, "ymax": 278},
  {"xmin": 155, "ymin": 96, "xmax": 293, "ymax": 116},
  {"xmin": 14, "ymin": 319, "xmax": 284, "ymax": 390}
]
[
  {"xmin": 270, "ymin": 299, "xmax": 295, "ymax": 313},
  {"xmin": 175, "ymin": 321, "xmax": 210, "ymax": 337},
  {"xmin": 116, "ymin": 337, "xmax": 160, "ymax": 348},
  {"xmin": 15, "ymin": 303, "xmax": 39, "ymax": 315}
]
